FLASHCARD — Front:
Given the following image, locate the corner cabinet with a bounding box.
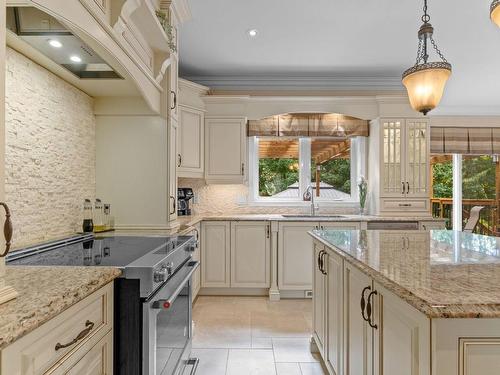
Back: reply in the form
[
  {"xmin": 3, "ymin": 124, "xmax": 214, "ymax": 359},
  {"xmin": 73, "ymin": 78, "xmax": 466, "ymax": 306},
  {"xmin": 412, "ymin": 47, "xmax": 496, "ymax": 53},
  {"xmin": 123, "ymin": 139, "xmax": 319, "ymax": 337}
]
[
  {"xmin": 178, "ymin": 105, "xmax": 204, "ymax": 178},
  {"xmin": 205, "ymin": 117, "xmax": 247, "ymax": 184},
  {"xmin": 369, "ymin": 118, "xmax": 430, "ymax": 216}
]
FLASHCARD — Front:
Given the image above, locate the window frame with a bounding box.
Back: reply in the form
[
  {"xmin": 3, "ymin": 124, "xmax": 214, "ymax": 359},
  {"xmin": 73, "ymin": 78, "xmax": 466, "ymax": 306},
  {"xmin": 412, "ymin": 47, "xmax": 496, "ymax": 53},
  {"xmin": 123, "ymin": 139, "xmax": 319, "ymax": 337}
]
[{"xmin": 248, "ymin": 136, "xmax": 366, "ymax": 206}]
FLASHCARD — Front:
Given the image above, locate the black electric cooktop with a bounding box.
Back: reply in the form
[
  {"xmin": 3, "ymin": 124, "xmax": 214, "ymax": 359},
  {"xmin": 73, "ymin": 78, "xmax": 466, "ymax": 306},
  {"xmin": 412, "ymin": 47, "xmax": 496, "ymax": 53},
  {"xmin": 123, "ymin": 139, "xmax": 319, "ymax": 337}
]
[{"xmin": 7, "ymin": 235, "xmax": 191, "ymax": 268}]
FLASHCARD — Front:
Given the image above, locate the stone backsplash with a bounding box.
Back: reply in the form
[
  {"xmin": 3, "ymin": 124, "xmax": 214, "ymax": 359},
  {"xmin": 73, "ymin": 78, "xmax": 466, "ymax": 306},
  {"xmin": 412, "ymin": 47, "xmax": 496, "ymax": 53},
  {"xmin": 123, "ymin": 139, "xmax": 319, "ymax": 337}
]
[{"xmin": 5, "ymin": 48, "xmax": 96, "ymax": 248}]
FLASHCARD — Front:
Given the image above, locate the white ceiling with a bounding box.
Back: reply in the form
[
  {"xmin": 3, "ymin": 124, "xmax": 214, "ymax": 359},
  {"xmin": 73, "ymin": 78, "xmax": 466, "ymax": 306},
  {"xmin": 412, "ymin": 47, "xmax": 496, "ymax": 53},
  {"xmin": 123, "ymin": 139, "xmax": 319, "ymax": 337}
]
[{"xmin": 179, "ymin": 0, "xmax": 500, "ymax": 114}]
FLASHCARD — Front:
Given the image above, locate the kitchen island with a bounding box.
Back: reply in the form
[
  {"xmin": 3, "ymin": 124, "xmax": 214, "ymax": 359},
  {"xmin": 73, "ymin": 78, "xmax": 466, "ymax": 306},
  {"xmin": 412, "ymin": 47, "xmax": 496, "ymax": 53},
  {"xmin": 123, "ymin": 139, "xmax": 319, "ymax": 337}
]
[{"xmin": 309, "ymin": 229, "xmax": 500, "ymax": 375}]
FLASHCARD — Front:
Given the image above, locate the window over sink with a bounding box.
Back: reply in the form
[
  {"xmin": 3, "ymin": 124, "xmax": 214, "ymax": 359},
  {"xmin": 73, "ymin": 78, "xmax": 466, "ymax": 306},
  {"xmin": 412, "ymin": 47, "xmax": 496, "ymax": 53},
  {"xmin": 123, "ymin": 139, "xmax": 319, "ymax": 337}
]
[{"xmin": 248, "ymin": 136, "xmax": 366, "ymax": 205}]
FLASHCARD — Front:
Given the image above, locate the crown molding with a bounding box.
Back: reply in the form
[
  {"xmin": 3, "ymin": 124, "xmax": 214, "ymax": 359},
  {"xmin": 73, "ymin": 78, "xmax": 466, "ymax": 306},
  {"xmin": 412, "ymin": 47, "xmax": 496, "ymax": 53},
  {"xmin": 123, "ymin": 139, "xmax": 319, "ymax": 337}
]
[
  {"xmin": 182, "ymin": 75, "xmax": 404, "ymax": 91},
  {"xmin": 179, "ymin": 78, "xmax": 209, "ymax": 93}
]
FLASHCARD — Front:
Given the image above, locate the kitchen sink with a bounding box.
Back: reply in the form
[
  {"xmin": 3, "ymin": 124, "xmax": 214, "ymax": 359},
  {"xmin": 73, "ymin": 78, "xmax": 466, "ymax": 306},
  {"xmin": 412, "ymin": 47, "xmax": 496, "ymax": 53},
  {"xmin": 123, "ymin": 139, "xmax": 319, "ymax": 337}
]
[{"xmin": 281, "ymin": 214, "xmax": 347, "ymax": 219}]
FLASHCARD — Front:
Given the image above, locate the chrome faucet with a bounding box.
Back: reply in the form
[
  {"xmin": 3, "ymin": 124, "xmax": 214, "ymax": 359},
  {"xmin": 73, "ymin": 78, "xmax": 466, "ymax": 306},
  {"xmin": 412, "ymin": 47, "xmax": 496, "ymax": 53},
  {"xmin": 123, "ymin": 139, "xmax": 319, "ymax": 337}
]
[{"xmin": 303, "ymin": 186, "xmax": 318, "ymax": 216}]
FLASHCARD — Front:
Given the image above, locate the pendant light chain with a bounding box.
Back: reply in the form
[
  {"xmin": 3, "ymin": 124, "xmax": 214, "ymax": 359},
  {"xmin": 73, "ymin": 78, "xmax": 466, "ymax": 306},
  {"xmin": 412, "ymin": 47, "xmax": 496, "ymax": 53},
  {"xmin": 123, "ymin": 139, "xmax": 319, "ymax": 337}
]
[{"xmin": 422, "ymin": 0, "xmax": 430, "ymax": 23}]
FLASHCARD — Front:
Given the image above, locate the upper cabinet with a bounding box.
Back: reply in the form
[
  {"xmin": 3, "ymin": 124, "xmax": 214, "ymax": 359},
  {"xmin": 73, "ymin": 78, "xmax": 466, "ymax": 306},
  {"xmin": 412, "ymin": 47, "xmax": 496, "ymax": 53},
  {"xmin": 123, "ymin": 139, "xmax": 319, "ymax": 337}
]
[
  {"xmin": 381, "ymin": 118, "xmax": 429, "ymax": 198},
  {"xmin": 178, "ymin": 106, "xmax": 205, "ymax": 178},
  {"xmin": 205, "ymin": 117, "xmax": 247, "ymax": 184},
  {"xmin": 369, "ymin": 118, "xmax": 430, "ymax": 216}
]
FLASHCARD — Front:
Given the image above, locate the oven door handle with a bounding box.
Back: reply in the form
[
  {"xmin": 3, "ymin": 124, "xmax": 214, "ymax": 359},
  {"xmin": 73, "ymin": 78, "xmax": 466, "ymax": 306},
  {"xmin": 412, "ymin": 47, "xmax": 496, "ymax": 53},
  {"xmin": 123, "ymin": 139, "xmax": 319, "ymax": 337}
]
[{"xmin": 152, "ymin": 261, "xmax": 200, "ymax": 309}]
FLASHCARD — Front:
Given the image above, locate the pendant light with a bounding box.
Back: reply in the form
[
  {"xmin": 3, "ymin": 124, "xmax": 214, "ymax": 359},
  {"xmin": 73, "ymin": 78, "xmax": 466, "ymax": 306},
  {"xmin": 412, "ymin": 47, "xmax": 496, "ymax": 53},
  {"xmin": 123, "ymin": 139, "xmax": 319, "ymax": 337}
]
[
  {"xmin": 402, "ymin": 0, "xmax": 451, "ymax": 115},
  {"xmin": 491, "ymin": 1, "xmax": 500, "ymax": 28}
]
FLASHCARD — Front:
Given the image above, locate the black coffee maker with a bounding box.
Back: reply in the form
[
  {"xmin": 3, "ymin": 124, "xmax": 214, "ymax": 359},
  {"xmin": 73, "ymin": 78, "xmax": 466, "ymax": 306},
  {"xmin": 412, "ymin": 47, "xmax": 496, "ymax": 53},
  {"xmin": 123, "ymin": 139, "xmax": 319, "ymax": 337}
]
[{"xmin": 177, "ymin": 188, "xmax": 194, "ymax": 216}]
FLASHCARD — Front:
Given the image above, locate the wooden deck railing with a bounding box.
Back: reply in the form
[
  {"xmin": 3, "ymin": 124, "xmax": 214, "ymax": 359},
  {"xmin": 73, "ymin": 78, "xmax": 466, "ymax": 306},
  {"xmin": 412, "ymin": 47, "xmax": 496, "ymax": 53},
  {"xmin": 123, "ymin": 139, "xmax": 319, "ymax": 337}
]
[{"xmin": 430, "ymin": 198, "xmax": 499, "ymax": 236}]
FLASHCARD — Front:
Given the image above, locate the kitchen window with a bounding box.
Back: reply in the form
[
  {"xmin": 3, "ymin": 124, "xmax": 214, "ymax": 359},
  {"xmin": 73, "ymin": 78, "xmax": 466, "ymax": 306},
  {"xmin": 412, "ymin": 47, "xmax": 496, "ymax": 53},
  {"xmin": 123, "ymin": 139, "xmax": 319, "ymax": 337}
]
[{"xmin": 248, "ymin": 136, "xmax": 366, "ymax": 204}]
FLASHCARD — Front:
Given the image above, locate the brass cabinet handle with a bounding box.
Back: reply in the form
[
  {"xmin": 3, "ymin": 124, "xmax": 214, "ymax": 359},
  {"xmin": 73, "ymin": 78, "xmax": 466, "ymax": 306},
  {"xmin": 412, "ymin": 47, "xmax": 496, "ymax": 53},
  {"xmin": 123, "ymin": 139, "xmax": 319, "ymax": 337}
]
[
  {"xmin": 367, "ymin": 290, "xmax": 378, "ymax": 329},
  {"xmin": 178, "ymin": 154, "xmax": 182, "ymax": 167},
  {"xmin": 241, "ymin": 163, "xmax": 245, "ymax": 176},
  {"xmin": 266, "ymin": 225, "xmax": 270, "ymax": 239},
  {"xmin": 406, "ymin": 182, "xmax": 410, "ymax": 195},
  {"xmin": 55, "ymin": 320, "xmax": 94, "ymax": 351},
  {"xmin": 360, "ymin": 286, "xmax": 371, "ymax": 322},
  {"xmin": 320, "ymin": 251, "xmax": 327, "ymax": 275},
  {"xmin": 399, "ymin": 203, "xmax": 412, "ymax": 207},
  {"xmin": 401, "ymin": 182, "xmax": 405, "ymax": 194},
  {"xmin": 0, "ymin": 202, "xmax": 12, "ymax": 257}
]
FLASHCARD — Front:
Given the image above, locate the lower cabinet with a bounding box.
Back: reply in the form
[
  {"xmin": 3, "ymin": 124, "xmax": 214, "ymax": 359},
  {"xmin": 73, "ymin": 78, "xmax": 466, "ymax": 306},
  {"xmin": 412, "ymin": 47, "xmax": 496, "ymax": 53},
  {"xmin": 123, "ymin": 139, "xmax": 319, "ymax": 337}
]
[
  {"xmin": 313, "ymin": 241, "xmax": 430, "ymax": 375},
  {"xmin": 187, "ymin": 223, "xmax": 202, "ymax": 300},
  {"xmin": 1, "ymin": 283, "xmax": 114, "ymax": 375},
  {"xmin": 201, "ymin": 221, "xmax": 271, "ymax": 289},
  {"xmin": 279, "ymin": 222, "xmax": 360, "ymax": 291},
  {"xmin": 230, "ymin": 221, "xmax": 271, "ymax": 288},
  {"xmin": 201, "ymin": 221, "xmax": 231, "ymax": 287}
]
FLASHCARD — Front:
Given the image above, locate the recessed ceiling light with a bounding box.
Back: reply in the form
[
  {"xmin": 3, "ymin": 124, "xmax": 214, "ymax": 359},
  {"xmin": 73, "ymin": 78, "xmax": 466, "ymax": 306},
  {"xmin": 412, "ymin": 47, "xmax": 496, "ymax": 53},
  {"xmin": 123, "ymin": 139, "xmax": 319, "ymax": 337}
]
[
  {"xmin": 70, "ymin": 55, "xmax": 82, "ymax": 63},
  {"xmin": 247, "ymin": 29, "xmax": 258, "ymax": 37},
  {"xmin": 48, "ymin": 39, "xmax": 62, "ymax": 48}
]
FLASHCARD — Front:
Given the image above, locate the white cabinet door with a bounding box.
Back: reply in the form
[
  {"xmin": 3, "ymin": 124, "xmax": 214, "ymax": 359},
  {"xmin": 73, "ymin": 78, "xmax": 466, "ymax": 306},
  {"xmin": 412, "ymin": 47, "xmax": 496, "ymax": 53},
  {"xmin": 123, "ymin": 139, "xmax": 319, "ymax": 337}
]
[
  {"xmin": 201, "ymin": 221, "xmax": 230, "ymax": 287},
  {"xmin": 230, "ymin": 221, "xmax": 271, "ymax": 288},
  {"xmin": 313, "ymin": 242, "xmax": 326, "ymax": 356},
  {"xmin": 380, "ymin": 119, "xmax": 405, "ymax": 198},
  {"xmin": 372, "ymin": 282, "xmax": 430, "ymax": 375},
  {"xmin": 167, "ymin": 56, "xmax": 179, "ymax": 122},
  {"xmin": 405, "ymin": 119, "xmax": 429, "ymax": 199},
  {"xmin": 205, "ymin": 117, "xmax": 246, "ymax": 183},
  {"xmin": 278, "ymin": 222, "xmax": 318, "ymax": 291},
  {"xmin": 326, "ymin": 250, "xmax": 344, "ymax": 375},
  {"xmin": 344, "ymin": 263, "xmax": 373, "ymax": 375},
  {"xmin": 167, "ymin": 119, "xmax": 178, "ymax": 222},
  {"xmin": 178, "ymin": 106, "xmax": 204, "ymax": 178},
  {"xmin": 190, "ymin": 223, "xmax": 201, "ymax": 300}
]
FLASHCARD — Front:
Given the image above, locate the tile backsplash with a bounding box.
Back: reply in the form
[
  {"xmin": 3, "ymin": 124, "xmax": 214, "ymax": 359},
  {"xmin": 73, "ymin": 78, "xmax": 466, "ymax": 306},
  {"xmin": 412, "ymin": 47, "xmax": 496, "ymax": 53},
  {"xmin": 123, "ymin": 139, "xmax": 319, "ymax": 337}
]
[{"xmin": 178, "ymin": 178, "xmax": 357, "ymax": 215}]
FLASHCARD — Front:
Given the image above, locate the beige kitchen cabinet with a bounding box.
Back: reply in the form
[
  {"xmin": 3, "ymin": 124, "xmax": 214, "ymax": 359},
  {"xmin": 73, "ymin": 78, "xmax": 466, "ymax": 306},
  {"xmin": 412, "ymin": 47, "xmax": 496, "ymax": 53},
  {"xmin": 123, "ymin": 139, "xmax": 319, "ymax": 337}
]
[
  {"xmin": 167, "ymin": 119, "xmax": 178, "ymax": 222},
  {"xmin": 185, "ymin": 223, "xmax": 201, "ymax": 300},
  {"xmin": 230, "ymin": 221, "xmax": 271, "ymax": 288},
  {"xmin": 372, "ymin": 282, "xmax": 430, "ymax": 375},
  {"xmin": 313, "ymin": 242, "xmax": 327, "ymax": 356},
  {"xmin": 312, "ymin": 241, "xmax": 431, "ymax": 375},
  {"xmin": 205, "ymin": 117, "xmax": 247, "ymax": 184},
  {"xmin": 178, "ymin": 105, "xmax": 205, "ymax": 178},
  {"xmin": 278, "ymin": 222, "xmax": 360, "ymax": 292},
  {"xmin": 1, "ymin": 283, "xmax": 113, "ymax": 375},
  {"xmin": 201, "ymin": 221, "xmax": 271, "ymax": 289},
  {"xmin": 369, "ymin": 118, "xmax": 430, "ymax": 216},
  {"xmin": 167, "ymin": 55, "xmax": 179, "ymax": 122},
  {"xmin": 325, "ymin": 249, "xmax": 344, "ymax": 375},
  {"xmin": 201, "ymin": 221, "xmax": 231, "ymax": 288},
  {"xmin": 344, "ymin": 262, "xmax": 373, "ymax": 375}
]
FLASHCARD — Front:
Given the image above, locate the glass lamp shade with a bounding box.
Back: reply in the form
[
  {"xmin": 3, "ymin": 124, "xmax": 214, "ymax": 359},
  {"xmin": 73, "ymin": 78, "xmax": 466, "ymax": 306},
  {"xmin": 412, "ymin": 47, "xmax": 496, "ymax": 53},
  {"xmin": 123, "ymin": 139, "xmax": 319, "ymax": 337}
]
[
  {"xmin": 492, "ymin": 1, "xmax": 500, "ymax": 28},
  {"xmin": 402, "ymin": 63, "xmax": 451, "ymax": 115}
]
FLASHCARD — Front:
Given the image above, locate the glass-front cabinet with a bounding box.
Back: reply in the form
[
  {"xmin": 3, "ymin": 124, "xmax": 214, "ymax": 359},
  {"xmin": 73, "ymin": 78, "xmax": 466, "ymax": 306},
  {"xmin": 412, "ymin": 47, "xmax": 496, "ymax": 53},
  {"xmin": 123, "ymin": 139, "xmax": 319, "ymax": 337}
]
[{"xmin": 381, "ymin": 118, "xmax": 429, "ymax": 198}]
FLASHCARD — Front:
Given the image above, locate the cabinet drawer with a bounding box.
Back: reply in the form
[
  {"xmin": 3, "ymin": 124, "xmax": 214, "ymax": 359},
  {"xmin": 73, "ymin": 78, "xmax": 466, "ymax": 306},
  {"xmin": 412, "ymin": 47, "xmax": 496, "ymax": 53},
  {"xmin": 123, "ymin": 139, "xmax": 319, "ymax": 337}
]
[
  {"xmin": 2, "ymin": 283, "xmax": 113, "ymax": 375},
  {"xmin": 49, "ymin": 331, "xmax": 113, "ymax": 375},
  {"xmin": 381, "ymin": 199, "xmax": 429, "ymax": 212}
]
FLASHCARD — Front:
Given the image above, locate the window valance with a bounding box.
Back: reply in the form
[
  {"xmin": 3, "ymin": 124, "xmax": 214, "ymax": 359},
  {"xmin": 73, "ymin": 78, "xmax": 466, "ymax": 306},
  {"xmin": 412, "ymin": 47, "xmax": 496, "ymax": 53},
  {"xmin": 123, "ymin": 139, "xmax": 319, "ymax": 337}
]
[
  {"xmin": 431, "ymin": 127, "xmax": 500, "ymax": 155},
  {"xmin": 248, "ymin": 113, "xmax": 369, "ymax": 138}
]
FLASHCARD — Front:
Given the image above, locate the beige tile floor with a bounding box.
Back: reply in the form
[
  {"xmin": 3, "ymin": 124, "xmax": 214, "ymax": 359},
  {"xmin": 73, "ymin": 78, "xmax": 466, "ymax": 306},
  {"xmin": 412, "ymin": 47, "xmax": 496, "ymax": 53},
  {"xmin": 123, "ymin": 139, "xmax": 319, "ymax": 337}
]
[{"xmin": 191, "ymin": 296, "xmax": 327, "ymax": 375}]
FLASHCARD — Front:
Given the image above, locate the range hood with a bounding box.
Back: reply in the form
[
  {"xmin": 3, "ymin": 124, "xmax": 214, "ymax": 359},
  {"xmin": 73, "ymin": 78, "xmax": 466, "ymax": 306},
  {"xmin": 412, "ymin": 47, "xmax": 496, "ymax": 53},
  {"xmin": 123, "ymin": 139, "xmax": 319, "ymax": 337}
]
[{"xmin": 7, "ymin": 7, "xmax": 122, "ymax": 79}]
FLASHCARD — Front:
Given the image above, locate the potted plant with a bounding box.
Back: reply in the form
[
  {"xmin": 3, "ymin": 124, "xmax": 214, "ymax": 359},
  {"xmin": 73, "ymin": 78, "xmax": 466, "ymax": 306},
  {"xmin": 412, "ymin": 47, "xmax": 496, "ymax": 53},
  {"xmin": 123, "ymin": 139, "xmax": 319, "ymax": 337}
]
[
  {"xmin": 358, "ymin": 176, "xmax": 368, "ymax": 215},
  {"xmin": 155, "ymin": 10, "xmax": 177, "ymax": 53}
]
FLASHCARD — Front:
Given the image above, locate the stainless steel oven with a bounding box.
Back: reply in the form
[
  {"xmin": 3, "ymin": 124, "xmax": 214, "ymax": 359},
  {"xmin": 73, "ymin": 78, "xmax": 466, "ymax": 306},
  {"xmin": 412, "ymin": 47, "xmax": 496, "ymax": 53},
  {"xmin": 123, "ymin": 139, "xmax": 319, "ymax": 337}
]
[{"xmin": 143, "ymin": 259, "xmax": 200, "ymax": 375}]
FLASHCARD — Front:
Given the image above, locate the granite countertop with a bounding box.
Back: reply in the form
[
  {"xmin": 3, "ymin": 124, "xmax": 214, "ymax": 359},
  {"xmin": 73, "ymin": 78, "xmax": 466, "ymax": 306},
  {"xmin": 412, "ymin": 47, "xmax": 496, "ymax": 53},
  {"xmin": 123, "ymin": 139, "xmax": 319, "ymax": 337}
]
[
  {"xmin": 0, "ymin": 266, "xmax": 121, "ymax": 349},
  {"xmin": 176, "ymin": 213, "xmax": 443, "ymax": 230},
  {"xmin": 310, "ymin": 229, "xmax": 500, "ymax": 319}
]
